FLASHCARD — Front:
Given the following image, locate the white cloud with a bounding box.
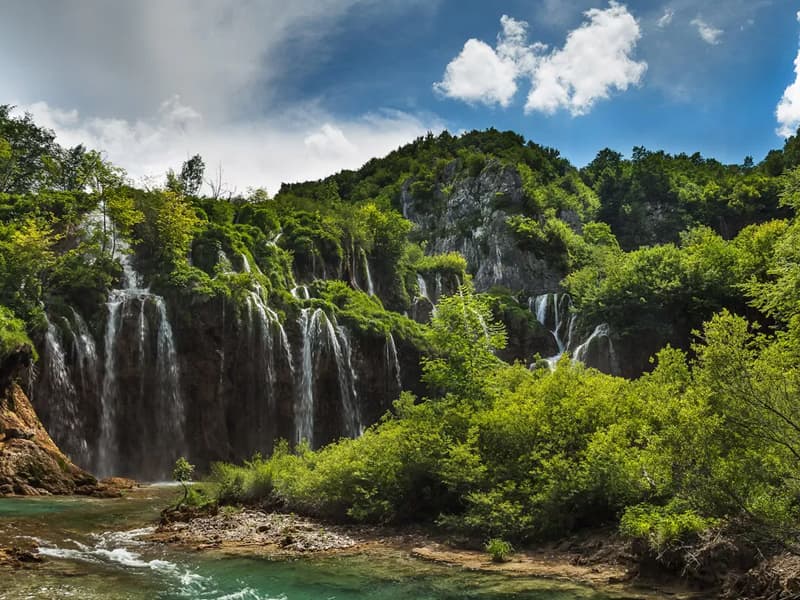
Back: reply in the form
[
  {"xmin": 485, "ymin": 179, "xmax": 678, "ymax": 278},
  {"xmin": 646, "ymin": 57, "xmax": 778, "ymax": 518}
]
[
  {"xmin": 777, "ymin": 48, "xmax": 800, "ymax": 138},
  {"xmin": 2, "ymin": 1, "xmax": 444, "ymax": 192},
  {"xmin": 525, "ymin": 2, "xmax": 647, "ymax": 116},
  {"xmin": 432, "ymin": 15, "xmax": 540, "ymax": 107},
  {"xmin": 16, "ymin": 100, "xmax": 441, "ymax": 195},
  {"xmin": 657, "ymin": 9, "xmax": 674, "ymax": 28},
  {"xmin": 0, "ymin": 2, "xmax": 370, "ymax": 121},
  {"xmin": 434, "ymin": 2, "xmax": 646, "ymax": 117},
  {"xmin": 691, "ymin": 17, "xmax": 723, "ymax": 45}
]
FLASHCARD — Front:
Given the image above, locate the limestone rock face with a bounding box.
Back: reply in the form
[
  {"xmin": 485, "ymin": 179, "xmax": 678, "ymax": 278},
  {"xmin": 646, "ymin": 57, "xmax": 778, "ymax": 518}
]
[
  {"xmin": 401, "ymin": 161, "xmax": 563, "ymax": 296},
  {"xmin": 0, "ymin": 348, "xmax": 98, "ymax": 496}
]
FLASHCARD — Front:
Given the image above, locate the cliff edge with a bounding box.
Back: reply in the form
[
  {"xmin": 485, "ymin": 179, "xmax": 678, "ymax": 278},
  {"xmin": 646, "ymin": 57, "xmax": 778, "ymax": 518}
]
[{"xmin": 0, "ymin": 344, "xmax": 105, "ymax": 496}]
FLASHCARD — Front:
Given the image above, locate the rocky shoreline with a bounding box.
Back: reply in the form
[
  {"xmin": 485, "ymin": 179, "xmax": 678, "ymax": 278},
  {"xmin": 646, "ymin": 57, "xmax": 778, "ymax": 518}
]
[{"xmin": 149, "ymin": 505, "xmax": 702, "ymax": 599}]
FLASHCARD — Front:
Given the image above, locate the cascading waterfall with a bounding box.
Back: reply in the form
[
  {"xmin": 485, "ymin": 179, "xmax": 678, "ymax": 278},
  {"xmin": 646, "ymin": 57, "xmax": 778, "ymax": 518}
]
[
  {"xmin": 41, "ymin": 316, "xmax": 85, "ymax": 460},
  {"xmin": 31, "ymin": 210, "xmax": 406, "ymax": 477},
  {"xmin": 385, "ymin": 333, "xmax": 402, "ymax": 392},
  {"xmin": 291, "ymin": 285, "xmax": 311, "ymax": 300},
  {"xmin": 417, "ymin": 274, "xmax": 430, "ymax": 302},
  {"xmin": 361, "ymin": 248, "xmax": 375, "ymax": 296},
  {"xmin": 415, "ymin": 273, "xmax": 437, "ymax": 318},
  {"xmin": 153, "ymin": 296, "xmax": 186, "ymax": 459},
  {"xmin": 295, "ymin": 308, "xmax": 361, "ymax": 446},
  {"xmin": 244, "ymin": 290, "xmax": 294, "ymax": 443},
  {"xmin": 529, "ymin": 293, "xmax": 614, "ymax": 372},
  {"xmin": 97, "ymin": 252, "xmax": 187, "ymax": 479},
  {"xmin": 70, "ymin": 309, "xmax": 99, "ymax": 397},
  {"xmin": 217, "ymin": 250, "xmax": 233, "ymax": 274},
  {"xmin": 573, "ymin": 323, "xmax": 616, "ymax": 366},
  {"xmin": 296, "ymin": 308, "xmax": 317, "ymax": 445},
  {"xmin": 334, "ymin": 321, "xmax": 361, "ymax": 437},
  {"xmin": 97, "ymin": 296, "xmax": 122, "ymax": 477}
]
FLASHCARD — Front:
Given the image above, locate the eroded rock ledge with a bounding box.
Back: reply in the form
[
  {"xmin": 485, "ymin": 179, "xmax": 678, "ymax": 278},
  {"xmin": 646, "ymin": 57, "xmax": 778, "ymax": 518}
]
[{"xmin": 0, "ymin": 346, "xmax": 126, "ymax": 497}]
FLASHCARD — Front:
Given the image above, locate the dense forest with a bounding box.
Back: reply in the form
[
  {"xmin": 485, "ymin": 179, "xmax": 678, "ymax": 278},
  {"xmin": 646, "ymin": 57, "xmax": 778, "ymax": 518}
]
[{"xmin": 5, "ymin": 103, "xmax": 800, "ymax": 584}]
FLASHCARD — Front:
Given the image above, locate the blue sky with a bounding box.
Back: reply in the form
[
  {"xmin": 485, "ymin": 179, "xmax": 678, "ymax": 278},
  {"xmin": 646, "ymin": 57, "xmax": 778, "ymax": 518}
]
[{"xmin": 1, "ymin": 1, "xmax": 798, "ymax": 192}]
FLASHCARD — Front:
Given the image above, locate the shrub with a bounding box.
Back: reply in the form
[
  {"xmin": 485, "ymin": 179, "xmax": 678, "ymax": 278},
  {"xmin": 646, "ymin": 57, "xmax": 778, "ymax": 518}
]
[
  {"xmin": 485, "ymin": 538, "xmax": 514, "ymax": 562},
  {"xmin": 619, "ymin": 503, "xmax": 717, "ymax": 552}
]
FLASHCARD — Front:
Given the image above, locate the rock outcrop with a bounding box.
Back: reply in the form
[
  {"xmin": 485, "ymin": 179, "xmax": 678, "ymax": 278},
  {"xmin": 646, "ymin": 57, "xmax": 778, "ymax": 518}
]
[
  {"xmin": 0, "ymin": 345, "xmax": 104, "ymax": 496},
  {"xmin": 401, "ymin": 160, "xmax": 563, "ymax": 296}
]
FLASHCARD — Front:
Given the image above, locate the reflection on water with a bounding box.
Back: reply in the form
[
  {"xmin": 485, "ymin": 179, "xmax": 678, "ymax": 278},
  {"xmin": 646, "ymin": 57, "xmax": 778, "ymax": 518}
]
[{"xmin": 0, "ymin": 487, "xmax": 616, "ymax": 600}]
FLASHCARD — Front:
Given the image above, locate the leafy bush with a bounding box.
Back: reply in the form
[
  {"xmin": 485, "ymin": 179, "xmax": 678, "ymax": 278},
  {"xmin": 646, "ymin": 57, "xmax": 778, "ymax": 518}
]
[
  {"xmin": 485, "ymin": 538, "xmax": 514, "ymax": 562},
  {"xmin": 0, "ymin": 305, "xmax": 34, "ymax": 362},
  {"xmin": 620, "ymin": 503, "xmax": 717, "ymax": 551}
]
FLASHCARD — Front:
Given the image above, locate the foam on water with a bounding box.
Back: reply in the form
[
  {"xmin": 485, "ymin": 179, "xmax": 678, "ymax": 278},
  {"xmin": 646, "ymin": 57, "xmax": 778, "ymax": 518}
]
[{"xmin": 33, "ymin": 526, "xmax": 284, "ymax": 599}]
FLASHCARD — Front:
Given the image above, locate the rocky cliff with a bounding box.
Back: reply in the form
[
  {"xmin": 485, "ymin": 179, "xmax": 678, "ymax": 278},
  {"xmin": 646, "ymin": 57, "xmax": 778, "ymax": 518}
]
[
  {"xmin": 401, "ymin": 160, "xmax": 564, "ymax": 296},
  {"xmin": 0, "ymin": 345, "xmax": 100, "ymax": 495}
]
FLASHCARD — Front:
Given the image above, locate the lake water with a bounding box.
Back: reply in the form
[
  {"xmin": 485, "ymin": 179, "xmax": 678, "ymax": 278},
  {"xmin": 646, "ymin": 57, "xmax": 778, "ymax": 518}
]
[{"xmin": 0, "ymin": 486, "xmax": 627, "ymax": 599}]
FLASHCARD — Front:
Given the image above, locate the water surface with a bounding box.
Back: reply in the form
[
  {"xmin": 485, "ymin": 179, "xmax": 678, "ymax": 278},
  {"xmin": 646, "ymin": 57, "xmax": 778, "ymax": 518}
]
[{"xmin": 0, "ymin": 487, "xmax": 627, "ymax": 599}]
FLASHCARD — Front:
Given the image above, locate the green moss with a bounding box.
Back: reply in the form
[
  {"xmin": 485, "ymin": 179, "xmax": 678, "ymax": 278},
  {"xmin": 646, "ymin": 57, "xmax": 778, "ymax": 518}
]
[
  {"xmin": 0, "ymin": 305, "xmax": 35, "ymax": 363},
  {"xmin": 415, "ymin": 252, "xmax": 467, "ymax": 278}
]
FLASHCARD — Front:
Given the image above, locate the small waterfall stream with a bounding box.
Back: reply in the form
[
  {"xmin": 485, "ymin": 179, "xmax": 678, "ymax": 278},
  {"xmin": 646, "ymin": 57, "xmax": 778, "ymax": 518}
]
[
  {"xmin": 70, "ymin": 309, "xmax": 99, "ymax": 397},
  {"xmin": 295, "ymin": 308, "xmax": 361, "ymax": 447},
  {"xmin": 529, "ymin": 293, "xmax": 615, "ymax": 372},
  {"xmin": 385, "ymin": 333, "xmax": 402, "ymax": 393},
  {"xmin": 244, "ymin": 289, "xmax": 294, "ymax": 445},
  {"xmin": 41, "ymin": 316, "xmax": 85, "ymax": 461},
  {"xmin": 362, "ymin": 249, "xmax": 375, "ymax": 296}
]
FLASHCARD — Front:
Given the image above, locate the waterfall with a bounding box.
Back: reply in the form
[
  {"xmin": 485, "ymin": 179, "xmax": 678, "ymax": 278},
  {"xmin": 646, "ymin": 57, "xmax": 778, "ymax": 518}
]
[
  {"xmin": 70, "ymin": 309, "xmax": 99, "ymax": 397},
  {"xmin": 291, "ymin": 285, "xmax": 311, "ymax": 301},
  {"xmin": 217, "ymin": 250, "xmax": 233, "ymax": 274},
  {"xmin": 296, "ymin": 308, "xmax": 319, "ymax": 445},
  {"xmin": 385, "ymin": 333, "xmax": 402, "ymax": 393},
  {"xmin": 350, "ymin": 247, "xmax": 361, "ymax": 291},
  {"xmin": 456, "ymin": 286, "xmax": 490, "ymax": 342},
  {"xmin": 416, "ymin": 273, "xmax": 437, "ymax": 317},
  {"xmin": 41, "ymin": 316, "xmax": 87, "ymax": 462},
  {"xmin": 572, "ymin": 323, "xmax": 616, "ymax": 367},
  {"xmin": 97, "ymin": 296, "xmax": 122, "ymax": 477},
  {"xmin": 417, "ymin": 274, "xmax": 430, "ymax": 302},
  {"xmin": 362, "ymin": 249, "xmax": 375, "ymax": 296},
  {"xmin": 96, "ymin": 249, "xmax": 187, "ymax": 479},
  {"xmin": 295, "ymin": 308, "xmax": 361, "ymax": 446},
  {"xmin": 243, "ymin": 290, "xmax": 294, "ymax": 448},
  {"xmin": 529, "ymin": 293, "xmax": 613, "ymax": 372},
  {"xmin": 334, "ymin": 321, "xmax": 361, "ymax": 437},
  {"xmin": 154, "ymin": 297, "xmax": 186, "ymax": 460}
]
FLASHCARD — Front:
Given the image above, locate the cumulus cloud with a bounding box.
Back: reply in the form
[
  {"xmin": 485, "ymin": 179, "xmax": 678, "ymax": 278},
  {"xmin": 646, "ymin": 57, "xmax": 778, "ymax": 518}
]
[
  {"xmin": 525, "ymin": 2, "xmax": 646, "ymax": 116},
  {"xmin": 16, "ymin": 99, "xmax": 440, "ymax": 194},
  {"xmin": 434, "ymin": 2, "xmax": 646, "ymax": 117},
  {"xmin": 432, "ymin": 16, "xmax": 540, "ymax": 107},
  {"xmin": 1, "ymin": 1, "xmax": 442, "ymax": 190},
  {"xmin": 657, "ymin": 9, "xmax": 674, "ymax": 28},
  {"xmin": 0, "ymin": 1, "xmax": 385, "ymax": 121},
  {"xmin": 691, "ymin": 17, "xmax": 723, "ymax": 45},
  {"xmin": 777, "ymin": 47, "xmax": 800, "ymax": 138}
]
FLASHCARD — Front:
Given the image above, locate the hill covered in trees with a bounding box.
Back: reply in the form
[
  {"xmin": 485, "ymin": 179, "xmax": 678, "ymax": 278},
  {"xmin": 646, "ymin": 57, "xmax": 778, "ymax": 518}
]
[{"xmin": 4, "ymin": 105, "xmax": 800, "ymax": 592}]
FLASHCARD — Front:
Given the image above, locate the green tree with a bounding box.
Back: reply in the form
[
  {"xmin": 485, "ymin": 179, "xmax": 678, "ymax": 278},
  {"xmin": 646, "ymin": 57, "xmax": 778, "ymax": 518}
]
[
  {"xmin": 422, "ymin": 285, "xmax": 506, "ymax": 402},
  {"xmin": 180, "ymin": 154, "xmax": 205, "ymax": 196},
  {"xmin": 106, "ymin": 191, "xmax": 144, "ymax": 255},
  {"xmin": 172, "ymin": 457, "xmax": 195, "ymax": 508},
  {"xmin": 81, "ymin": 150, "xmax": 127, "ymax": 253},
  {"xmin": 153, "ymin": 191, "xmax": 200, "ymax": 266},
  {"xmin": 0, "ymin": 218, "xmax": 56, "ymax": 320}
]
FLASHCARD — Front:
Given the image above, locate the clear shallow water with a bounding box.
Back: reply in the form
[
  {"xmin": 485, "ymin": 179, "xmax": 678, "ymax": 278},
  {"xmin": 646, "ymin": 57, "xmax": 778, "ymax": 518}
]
[{"xmin": 0, "ymin": 488, "xmax": 620, "ymax": 600}]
